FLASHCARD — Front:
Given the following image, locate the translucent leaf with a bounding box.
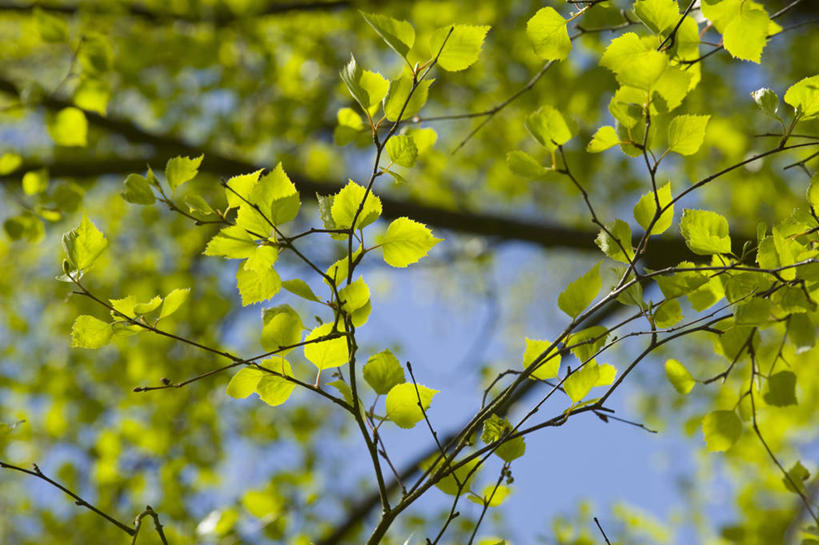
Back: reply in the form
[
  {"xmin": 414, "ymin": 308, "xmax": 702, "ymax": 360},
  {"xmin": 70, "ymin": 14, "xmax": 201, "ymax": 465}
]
[
  {"xmin": 595, "ymin": 220, "xmax": 633, "ymax": 263},
  {"xmin": 481, "ymin": 414, "xmax": 525, "ymax": 462},
  {"xmin": 62, "ymin": 213, "xmax": 108, "ymax": 272},
  {"xmin": 680, "ymin": 209, "xmax": 731, "ymax": 255},
  {"xmin": 634, "ymin": 0, "xmax": 680, "ymax": 35},
  {"xmin": 78, "ymin": 34, "xmax": 112, "ymax": 75},
  {"xmin": 734, "ymin": 297, "xmax": 771, "ymax": 325},
  {"xmin": 722, "ymin": 2, "xmax": 769, "ymax": 63},
  {"xmin": 424, "ymin": 455, "xmax": 479, "ymax": 496},
  {"xmin": 304, "ymin": 322, "xmax": 349, "ymax": 370},
  {"xmin": 121, "ymin": 174, "xmax": 155, "ymax": 205},
  {"xmin": 204, "ymin": 225, "xmax": 257, "ymax": 260},
  {"xmin": 506, "ymin": 151, "xmax": 551, "ymax": 179},
  {"xmin": 567, "ymin": 326, "xmax": 608, "ymax": 365},
  {"xmin": 73, "ymin": 78, "xmax": 109, "ymax": 115},
  {"xmin": 408, "ymin": 127, "xmax": 437, "ymax": 154},
  {"xmin": 71, "ymin": 315, "xmax": 113, "ymax": 349},
  {"xmin": 224, "ymin": 170, "xmax": 263, "ymax": 210},
  {"xmin": 379, "ymin": 217, "xmax": 442, "ymax": 268},
  {"xmin": 751, "ymin": 88, "xmax": 780, "ymax": 119},
  {"xmin": 653, "ymin": 65, "xmax": 693, "ymax": 112},
  {"xmin": 48, "ymin": 107, "xmax": 87, "ymax": 147},
  {"xmin": 787, "ymin": 313, "xmax": 814, "ymax": 354},
  {"xmin": 558, "ymin": 262, "xmax": 601, "ymax": 319},
  {"xmin": 22, "ymin": 169, "xmax": 48, "ymax": 195},
  {"xmin": 429, "ymin": 24, "xmax": 491, "ymax": 72},
  {"xmin": 763, "ymin": 371, "xmax": 797, "ymax": 407},
  {"xmin": 386, "ymin": 135, "xmax": 418, "ymax": 167},
  {"xmin": 384, "ymin": 76, "xmax": 433, "ymax": 122},
  {"xmin": 655, "ymin": 262, "xmax": 709, "ymax": 299},
  {"xmin": 158, "ymin": 288, "xmax": 190, "ymax": 320},
  {"xmin": 522, "ymin": 338, "xmax": 560, "ymax": 380},
  {"xmin": 385, "ymin": 382, "xmax": 438, "ymax": 428},
  {"xmin": 260, "ymin": 305, "xmax": 303, "ymax": 354},
  {"xmin": 586, "ymin": 126, "xmax": 619, "ymax": 153},
  {"xmin": 564, "ymin": 362, "xmax": 601, "ymax": 403},
  {"xmin": 242, "ymin": 490, "xmax": 281, "ymax": 518},
  {"xmin": 327, "ymin": 380, "xmax": 354, "ymax": 406},
  {"xmin": 282, "ymin": 279, "xmax": 321, "ymax": 302},
  {"xmin": 258, "ymin": 163, "xmax": 301, "ymax": 225},
  {"xmin": 0, "ymin": 152, "xmax": 22, "ymax": 175},
  {"xmin": 526, "ymin": 7, "xmax": 571, "ymax": 61},
  {"xmin": 665, "ymin": 359, "xmax": 695, "ymax": 394},
  {"xmin": 331, "ymin": 180, "xmax": 383, "ymax": 230},
  {"xmin": 468, "ymin": 485, "xmax": 512, "ymax": 507},
  {"xmin": 339, "ymin": 276, "xmax": 370, "ymax": 314},
  {"xmin": 595, "ymin": 363, "xmax": 617, "ymax": 386},
  {"xmin": 165, "ymin": 155, "xmax": 203, "ymax": 191},
  {"xmin": 256, "ymin": 358, "xmax": 296, "ymax": 406},
  {"xmin": 133, "ymin": 296, "xmax": 162, "ymax": 314},
  {"xmin": 525, "ymin": 106, "xmax": 573, "ymax": 151},
  {"xmin": 360, "ymin": 12, "xmax": 415, "ymax": 59},
  {"xmin": 654, "ymin": 299, "xmax": 683, "ymax": 328},
  {"xmin": 667, "ymin": 114, "xmax": 710, "ymax": 155},
  {"xmin": 783, "ymin": 461, "xmax": 810, "ymax": 494},
  {"xmin": 34, "ymin": 7, "xmax": 68, "ymax": 42},
  {"xmin": 600, "ymin": 33, "xmax": 668, "ymax": 90},
  {"xmin": 784, "ymin": 75, "xmax": 819, "ymax": 120},
  {"xmin": 340, "ymin": 54, "xmax": 389, "ymax": 112},
  {"xmin": 363, "ymin": 349, "xmax": 406, "ymax": 395},
  {"xmin": 702, "ymin": 410, "xmax": 742, "ymax": 452},
  {"xmin": 226, "ymin": 367, "xmax": 264, "ymax": 399},
  {"xmin": 633, "ymin": 181, "xmax": 674, "ymax": 235}
]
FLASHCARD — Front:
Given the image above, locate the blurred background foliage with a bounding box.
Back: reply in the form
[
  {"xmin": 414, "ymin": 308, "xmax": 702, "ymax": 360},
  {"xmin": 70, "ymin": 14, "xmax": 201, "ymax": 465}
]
[{"xmin": 1, "ymin": 0, "xmax": 818, "ymax": 544}]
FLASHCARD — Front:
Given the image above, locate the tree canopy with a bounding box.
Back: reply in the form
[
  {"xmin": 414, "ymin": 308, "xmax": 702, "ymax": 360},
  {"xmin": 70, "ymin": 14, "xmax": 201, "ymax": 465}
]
[{"xmin": 1, "ymin": 1, "xmax": 819, "ymax": 544}]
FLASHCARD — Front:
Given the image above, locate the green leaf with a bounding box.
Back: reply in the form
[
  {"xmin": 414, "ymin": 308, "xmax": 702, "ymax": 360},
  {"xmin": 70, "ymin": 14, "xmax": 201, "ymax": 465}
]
[
  {"xmin": 327, "ymin": 380, "xmax": 354, "ymax": 406},
  {"xmin": 634, "ymin": 0, "xmax": 680, "ymax": 35},
  {"xmin": 654, "ymin": 299, "xmax": 683, "ymax": 328},
  {"xmin": 408, "ymin": 127, "xmax": 437, "ymax": 154},
  {"xmin": 224, "ymin": 170, "xmax": 263, "ymax": 210},
  {"xmin": 763, "ymin": 371, "xmax": 797, "ymax": 407},
  {"xmin": 526, "ymin": 7, "xmax": 571, "ymax": 61},
  {"xmin": 633, "ymin": 181, "xmax": 674, "ymax": 235},
  {"xmin": 363, "ymin": 349, "xmax": 406, "ymax": 395},
  {"xmin": 468, "ymin": 485, "xmax": 512, "ymax": 507},
  {"xmin": 429, "ymin": 24, "xmax": 490, "ymax": 72},
  {"xmin": 242, "ymin": 490, "xmax": 281, "ymax": 518},
  {"xmin": 787, "ymin": 313, "xmax": 814, "ymax": 354},
  {"xmin": 121, "ymin": 174, "xmax": 155, "ymax": 205},
  {"xmin": 751, "ymin": 88, "xmax": 780, "ymax": 119},
  {"xmin": 133, "ymin": 295, "xmax": 162, "ymax": 315},
  {"xmin": 586, "ymin": 126, "xmax": 620, "ymax": 153},
  {"xmin": 48, "ymin": 107, "xmax": 87, "ymax": 147},
  {"xmin": 73, "ymin": 78, "xmax": 109, "ymax": 115},
  {"xmin": 424, "ymin": 455, "xmax": 479, "ymax": 496},
  {"xmin": 384, "ymin": 75, "xmax": 433, "ymax": 122},
  {"xmin": 340, "ymin": 54, "xmax": 389, "ymax": 113},
  {"xmin": 385, "ymin": 382, "xmax": 438, "ymax": 428},
  {"xmin": 481, "ymin": 414, "xmax": 525, "ymax": 462},
  {"xmin": 506, "ymin": 151, "xmax": 551, "ymax": 179},
  {"xmin": 226, "ymin": 367, "xmax": 264, "ymax": 399},
  {"xmin": 564, "ymin": 362, "xmax": 601, "ymax": 403},
  {"xmin": 34, "ymin": 7, "xmax": 68, "ymax": 42},
  {"xmin": 304, "ymin": 322, "xmax": 349, "ymax": 370},
  {"xmin": 525, "ymin": 106, "xmax": 573, "ymax": 151},
  {"xmin": 808, "ymin": 176, "xmax": 819, "ymax": 211},
  {"xmin": 783, "ymin": 461, "xmax": 810, "ymax": 494},
  {"xmin": 379, "ymin": 217, "xmax": 442, "ymax": 268},
  {"xmin": 78, "ymin": 34, "xmax": 112, "ymax": 75},
  {"xmin": 595, "ymin": 220, "xmax": 634, "ymax": 263},
  {"xmin": 158, "ymin": 288, "xmax": 189, "ymax": 320},
  {"xmin": 339, "ymin": 277, "xmax": 372, "ymax": 327},
  {"xmin": 655, "ymin": 262, "xmax": 709, "ymax": 299},
  {"xmin": 256, "ymin": 358, "xmax": 296, "ymax": 406},
  {"xmin": 165, "ymin": 155, "xmax": 203, "ymax": 191},
  {"xmin": 261, "ymin": 305, "xmax": 303, "ymax": 354},
  {"xmin": 360, "ymin": 12, "xmax": 415, "ymax": 60},
  {"xmin": 22, "ymin": 169, "xmax": 48, "ymax": 195},
  {"xmin": 653, "ymin": 65, "xmax": 693, "ymax": 112},
  {"xmin": 282, "ymin": 279, "xmax": 321, "ymax": 302},
  {"xmin": 680, "ymin": 209, "xmax": 731, "ymax": 255},
  {"xmin": 522, "ymin": 338, "xmax": 560, "ymax": 380},
  {"xmin": 567, "ymin": 326, "xmax": 608, "ymax": 365},
  {"xmin": 62, "ymin": 213, "xmax": 108, "ymax": 272},
  {"xmin": 204, "ymin": 225, "xmax": 257, "ymax": 260},
  {"xmin": 386, "ymin": 135, "xmax": 418, "ymax": 168},
  {"xmin": 331, "ymin": 180, "xmax": 383, "ymax": 231},
  {"xmin": 558, "ymin": 262, "xmax": 601, "ymax": 319},
  {"xmin": 784, "ymin": 75, "xmax": 819, "ymax": 120},
  {"xmin": 734, "ymin": 297, "xmax": 771, "ymax": 325},
  {"xmin": 600, "ymin": 33, "xmax": 668, "ymax": 90},
  {"xmin": 595, "ymin": 363, "xmax": 617, "ymax": 387},
  {"xmin": 702, "ymin": 410, "xmax": 742, "ymax": 452},
  {"xmin": 721, "ymin": 2, "xmax": 770, "ymax": 63},
  {"xmin": 0, "ymin": 152, "xmax": 22, "ymax": 175},
  {"xmin": 259, "ymin": 163, "xmax": 301, "ymax": 225},
  {"xmin": 667, "ymin": 114, "xmax": 709, "ymax": 155},
  {"xmin": 665, "ymin": 359, "xmax": 695, "ymax": 394},
  {"xmin": 71, "ymin": 315, "xmax": 113, "ymax": 349}
]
